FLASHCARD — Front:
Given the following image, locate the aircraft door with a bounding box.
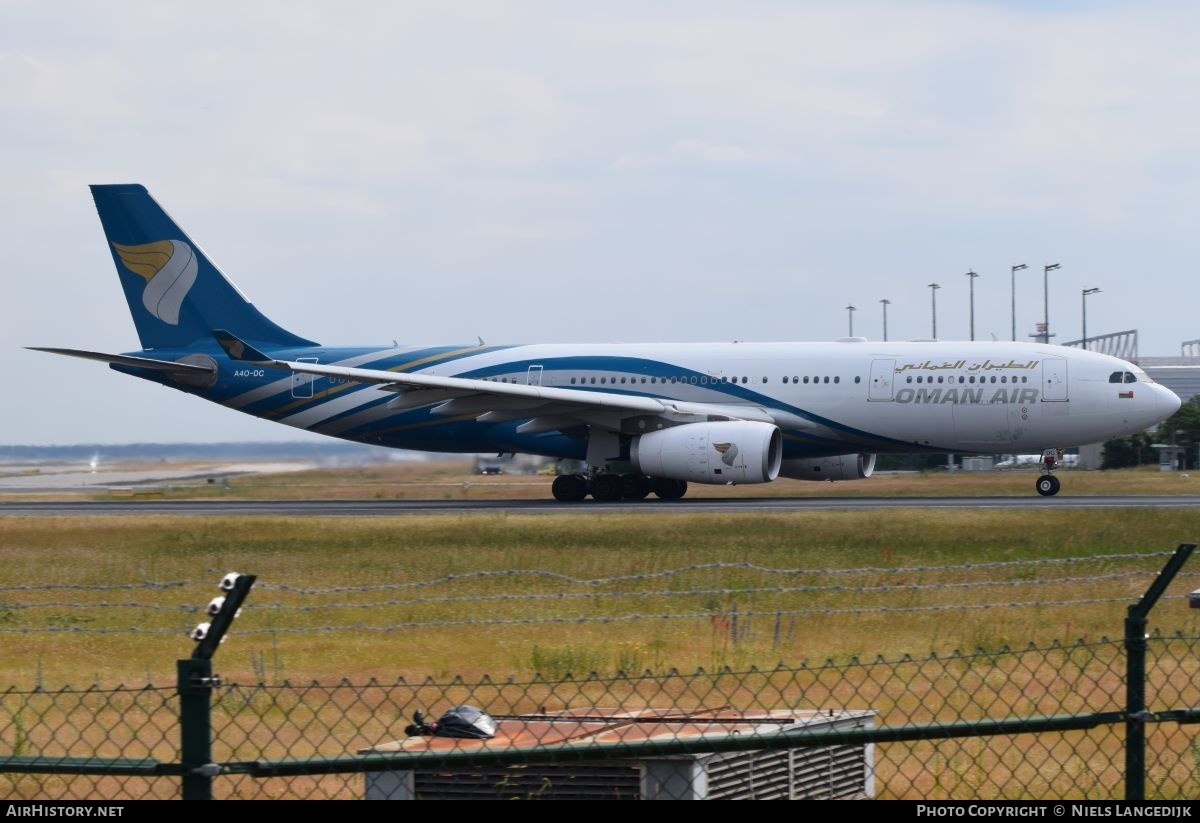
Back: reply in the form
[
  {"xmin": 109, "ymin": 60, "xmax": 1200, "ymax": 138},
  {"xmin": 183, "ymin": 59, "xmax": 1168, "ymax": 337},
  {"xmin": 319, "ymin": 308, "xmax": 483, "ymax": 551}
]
[
  {"xmin": 869, "ymin": 359, "xmax": 896, "ymax": 401},
  {"xmin": 526, "ymin": 365, "xmax": 543, "ymax": 386},
  {"xmin": 1042, "ymin": 357, "xmax": 1068, "ymax": 402},
  {"xmin": 291, "ymin": 357, "xmax": 318, "ymax": 398}
]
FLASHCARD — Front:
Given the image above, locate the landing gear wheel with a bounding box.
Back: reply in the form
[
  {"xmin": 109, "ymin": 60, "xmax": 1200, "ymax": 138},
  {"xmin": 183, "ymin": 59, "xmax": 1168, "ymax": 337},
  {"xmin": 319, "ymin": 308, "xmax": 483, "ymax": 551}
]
[
  {"xmin": 591, "ymin": 473, "xmax": 624, "ymax": 502},
  {"xmin": 1035, "ymin": 475, "xmax": 1060, "ymax": 497},
  {"xmin": 621, "ymin": 473, "xmax": 652, "ymax": 500},
  {"xmin": 651, "ymin": 478, "xmax": 688, "ymax": 500},
  {"xmin": 552, "ymin": 474, "xmax": 588, "ymax": 502}
]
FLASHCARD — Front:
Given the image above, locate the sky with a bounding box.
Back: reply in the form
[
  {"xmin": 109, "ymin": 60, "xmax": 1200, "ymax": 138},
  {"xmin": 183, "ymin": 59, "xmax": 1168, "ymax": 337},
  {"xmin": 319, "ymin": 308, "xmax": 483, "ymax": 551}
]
[{"xmin": 3, "ymin": 1, "xmax": 1199, "ymax": 445}]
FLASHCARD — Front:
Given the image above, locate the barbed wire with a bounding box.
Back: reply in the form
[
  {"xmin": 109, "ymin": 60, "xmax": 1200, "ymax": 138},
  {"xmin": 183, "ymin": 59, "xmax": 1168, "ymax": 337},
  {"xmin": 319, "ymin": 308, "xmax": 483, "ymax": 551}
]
[
  {"xmin": 2, "ymin": 569, "xmax": 1193, "ymax": 613},
  {"xmin": 0, "ymin": 551, "xmax": 1169, "ymax": 595},
  {"xmin": 255, "ymin": 552, "xmax": 1173, "ymax": 593},
  {"xmin": 0, "ymin": 581, "xmax": 190, "ymax": 592},
  {"xmin": 0, "ymin": 594, "xmax": 1151, "ymax": 633}
]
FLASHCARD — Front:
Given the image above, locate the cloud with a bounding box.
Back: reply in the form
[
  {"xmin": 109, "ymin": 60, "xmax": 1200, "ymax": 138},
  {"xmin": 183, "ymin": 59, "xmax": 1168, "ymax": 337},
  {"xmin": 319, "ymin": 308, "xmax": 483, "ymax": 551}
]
[{"xmin": 4, "ymin": 1, "xmax": 1200, "ymax": 442}]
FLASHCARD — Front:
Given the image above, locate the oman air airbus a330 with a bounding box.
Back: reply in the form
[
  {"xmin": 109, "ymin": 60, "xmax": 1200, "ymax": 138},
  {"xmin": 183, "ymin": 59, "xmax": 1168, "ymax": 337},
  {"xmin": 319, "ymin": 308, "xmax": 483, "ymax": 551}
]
[{"xmin": 31, "ymin": 185, "xmax": 1182, "ymax": 501}]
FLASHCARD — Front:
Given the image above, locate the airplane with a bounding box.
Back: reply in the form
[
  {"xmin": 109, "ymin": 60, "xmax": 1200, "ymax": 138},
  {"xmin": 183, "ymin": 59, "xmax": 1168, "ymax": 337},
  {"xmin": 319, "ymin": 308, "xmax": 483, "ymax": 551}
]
[{"xmin": 30, "ymin": 184, "xmax": 1182, "ymax": 501}]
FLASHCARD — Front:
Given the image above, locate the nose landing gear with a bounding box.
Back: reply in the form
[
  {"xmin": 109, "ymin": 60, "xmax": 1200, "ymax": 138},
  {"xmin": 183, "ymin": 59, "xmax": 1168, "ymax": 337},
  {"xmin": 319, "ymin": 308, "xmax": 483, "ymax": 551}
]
[{"xmin": 1035, "ymin": 449, "xmax": 1064, "ymax": 497}]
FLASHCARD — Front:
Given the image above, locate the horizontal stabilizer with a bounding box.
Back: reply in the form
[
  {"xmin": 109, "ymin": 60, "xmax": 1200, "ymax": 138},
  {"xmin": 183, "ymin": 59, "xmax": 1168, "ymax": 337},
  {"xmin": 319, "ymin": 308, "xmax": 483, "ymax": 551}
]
[
  {"xmin": 26, "ymin": 347, "xmax": 215, "ymax": 374},
  {"xmin": 212, "ymin": 330, "xmax": 273, "ymax": 364}
]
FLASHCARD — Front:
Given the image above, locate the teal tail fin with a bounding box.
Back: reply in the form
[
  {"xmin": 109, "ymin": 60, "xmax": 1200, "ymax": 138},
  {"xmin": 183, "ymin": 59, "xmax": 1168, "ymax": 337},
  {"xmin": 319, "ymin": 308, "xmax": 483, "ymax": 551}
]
[{"xmin": 90, "ymin": 184, "xmax": 316, "ymax": 350}]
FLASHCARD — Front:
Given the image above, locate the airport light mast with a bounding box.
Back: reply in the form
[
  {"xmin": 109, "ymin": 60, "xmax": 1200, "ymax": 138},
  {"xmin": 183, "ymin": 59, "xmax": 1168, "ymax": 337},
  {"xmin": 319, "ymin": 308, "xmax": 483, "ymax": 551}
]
[
  {"xmin": 1082, "ymin": 287, "xmax": 1101, "ymax": 351},
  {"xmin": 1010, "ymin": 264, "xmax": 1027, "ymax": 342},
  {"xmin": 880, "ymin": 298, "xmax": 891, "ymax": 342},
  {"xmin": 927, "ymin": 283, "xmax": 941, "ymax": 340},
  {"xmin": 1041, "ymin": 263, "xmax": 1061, "ymax": 343},
  {"xmin": 966, "ymin": 270, "xmax": 979, "ymax": 341},
  {"xmin": 846, "ymin": 304, "xmax": 856, "ymax": 337}
]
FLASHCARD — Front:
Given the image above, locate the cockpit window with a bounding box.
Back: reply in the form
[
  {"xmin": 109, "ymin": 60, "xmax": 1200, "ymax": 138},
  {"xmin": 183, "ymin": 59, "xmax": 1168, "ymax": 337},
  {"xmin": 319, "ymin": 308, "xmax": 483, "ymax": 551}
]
[
  {"xmin": 1109, "ymin": 372, "xmax": 1123, "ymax": 383},
  {"xmin": 1124, "ymin": 372, "xmax": 1137, "ymax": 384}
]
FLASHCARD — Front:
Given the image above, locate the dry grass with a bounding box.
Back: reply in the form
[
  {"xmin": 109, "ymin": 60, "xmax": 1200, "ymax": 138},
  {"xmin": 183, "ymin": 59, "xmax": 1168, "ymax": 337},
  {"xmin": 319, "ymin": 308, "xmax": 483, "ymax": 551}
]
[
  {"xmin": 8, "ymin": 459, "xmax": 1200, "ymax": 501},
  {"xmin": 0, "ymin": 499, "xmax": 1198, "ymax": 686},
  {"xmin": 3, "ymin": 466, "xmax": 1200, "ymax": 800}
]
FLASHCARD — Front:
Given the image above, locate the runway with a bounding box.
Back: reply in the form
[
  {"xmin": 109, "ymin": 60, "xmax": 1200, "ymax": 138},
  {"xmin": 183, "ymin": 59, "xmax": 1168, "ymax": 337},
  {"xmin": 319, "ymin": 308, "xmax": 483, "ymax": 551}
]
[{"xmin": 4, "ymin": 495, "xmax": 1200, "ymax": 517}]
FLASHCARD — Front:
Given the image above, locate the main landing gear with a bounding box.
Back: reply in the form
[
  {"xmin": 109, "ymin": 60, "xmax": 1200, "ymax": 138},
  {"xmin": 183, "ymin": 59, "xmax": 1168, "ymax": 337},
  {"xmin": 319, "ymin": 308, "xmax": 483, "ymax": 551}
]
[
  {"xmin": 551, "ymin": 473, "xmax": 687, "ymax": 502},
  {"xmin": 1035, "ymin": 448, "xmax": 1064, "ymax": 497}
]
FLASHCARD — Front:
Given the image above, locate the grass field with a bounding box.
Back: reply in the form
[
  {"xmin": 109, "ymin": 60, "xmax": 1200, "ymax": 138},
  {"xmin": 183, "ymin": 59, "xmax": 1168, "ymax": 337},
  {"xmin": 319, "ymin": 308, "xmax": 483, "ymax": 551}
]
[
  {"xmin": 8, "ymin": 457, "xmax": 1200, "ymax": 501},
  {"xmin": 1, "ymin": 463, "xmax": 1199, "ymax": 687},
  {"xmin": 3, "ymin": 464, "xmax": 1200, "ymax": 800}
]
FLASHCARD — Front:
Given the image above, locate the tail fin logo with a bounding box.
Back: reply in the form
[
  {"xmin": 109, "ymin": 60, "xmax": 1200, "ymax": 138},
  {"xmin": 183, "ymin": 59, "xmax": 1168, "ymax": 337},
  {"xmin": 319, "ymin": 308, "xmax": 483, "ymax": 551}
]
[{"xmin": 112, "ymin": 240, "xmax": 198, "ymax": 326}]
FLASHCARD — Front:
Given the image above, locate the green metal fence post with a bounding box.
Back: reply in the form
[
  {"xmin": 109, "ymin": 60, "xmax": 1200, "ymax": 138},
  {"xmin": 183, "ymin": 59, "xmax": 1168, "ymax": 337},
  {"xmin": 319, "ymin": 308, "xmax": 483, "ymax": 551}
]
[
  {"xmin": 1124, "ymin": 543, "xmax": 1194, "ymax": 802},
  {"xmin": 177, "ymin": 658, "xmax": 217, "ymax": 800},
  {"xmin": 176, "ymin": 572, "xmax": 257, "ymax": 800}
]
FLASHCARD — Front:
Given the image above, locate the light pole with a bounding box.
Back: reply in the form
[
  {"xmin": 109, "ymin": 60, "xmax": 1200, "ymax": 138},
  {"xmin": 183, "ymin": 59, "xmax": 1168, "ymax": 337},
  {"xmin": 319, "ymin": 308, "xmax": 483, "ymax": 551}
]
[
  {"xmin": 965, "ymin": 270, "xmax": 979, "ymax": 341},
  {"xmin": 1010, "ymin": 264, "xmax": 1027, "ymax": 341},
  {"xmin": 1082, "ymin": 287, "xmax": 1100, "ymax": 350},
  {"xmin": 1042, "ymin": 263, "xmax": 1061, "ymax": 343},
  {"xmin": 928, "ymin": 283, "xmax": 941, "ymax": 339},
  {"xmin": 880, "ymin": 298, "xmax": 891, "ymax": 342},
  {"xmin": 846, "ymin": 304, "xmax": 856, "ymax": 337}
]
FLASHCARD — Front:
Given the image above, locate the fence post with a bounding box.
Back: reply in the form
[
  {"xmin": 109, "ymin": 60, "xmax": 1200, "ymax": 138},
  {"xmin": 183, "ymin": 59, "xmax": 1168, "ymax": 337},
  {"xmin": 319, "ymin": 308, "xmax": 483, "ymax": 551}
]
[
  {"xmin": 177, "ymin": 658, "xmax": 217, "ymax": 800},
  {"xmin": 177, "ymin": 572, "xmax": 257, "ymax": 800},
  {"xmin": 1124, "ymin": 543, "xmax": 1194, "ymax": 802}
]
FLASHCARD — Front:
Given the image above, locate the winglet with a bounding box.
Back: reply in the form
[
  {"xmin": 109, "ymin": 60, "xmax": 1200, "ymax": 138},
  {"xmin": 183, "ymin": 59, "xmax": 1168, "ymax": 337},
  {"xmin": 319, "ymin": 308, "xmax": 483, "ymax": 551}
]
[{"xmin": 212, "ymin": 329, "xmax": 273, "ymax": 363}]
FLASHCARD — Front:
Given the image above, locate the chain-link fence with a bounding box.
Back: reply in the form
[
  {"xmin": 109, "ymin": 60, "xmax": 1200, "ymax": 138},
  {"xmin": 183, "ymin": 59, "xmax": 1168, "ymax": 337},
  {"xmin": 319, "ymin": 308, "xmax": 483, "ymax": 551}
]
[
  {"xmin": 3, "ymin": 629, "xmax": 1200, "ymax": 800},
  {"xmin": 3, "ymin": 545, "xmax": 1199, "ymax": 801}
]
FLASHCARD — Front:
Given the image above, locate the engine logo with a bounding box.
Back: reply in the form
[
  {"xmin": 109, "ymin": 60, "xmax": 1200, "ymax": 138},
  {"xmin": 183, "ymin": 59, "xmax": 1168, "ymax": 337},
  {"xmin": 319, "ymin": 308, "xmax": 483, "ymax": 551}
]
[{"xmin": 712, "ymin": 442, "xmax": 739, "ymax": 466}]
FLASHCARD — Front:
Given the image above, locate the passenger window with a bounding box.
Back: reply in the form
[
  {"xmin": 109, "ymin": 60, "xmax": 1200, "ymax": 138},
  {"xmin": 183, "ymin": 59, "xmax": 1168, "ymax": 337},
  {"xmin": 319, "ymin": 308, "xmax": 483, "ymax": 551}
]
[
  {"xmin": 803, "ymin": 377, "xmax": 810, "ymax": 384},
  {"xmin": 969, "ymin": 376, "xmax": 976, "ymax": 383},
  {"xmin": 854, "ymin": 376, "xmax": 861, "ymax": 384},
  {"xmin": 691, "ymin": 376, "xmax": 698, "ymax": 384},
  {"xmin": 834, "ymin": 376, "xmax": 840, "ymax": 384},
  {"xmin": 793, "ymin": 376, "xmax": 799, "ymax": 383},
  {"xmin": 906, "ymin": 376, "xmax": 913, "ymax": 383},
  {"xmin": 823, "ymin": 376, "xmax": 830, "ymax": 384},
  {"xmin": 1001, "ymin": 376, "xmax": 1007, "ymax": 383},
  {"xmin": 783, "ymin": 376, "xmax": 789, "ymax": 384}
]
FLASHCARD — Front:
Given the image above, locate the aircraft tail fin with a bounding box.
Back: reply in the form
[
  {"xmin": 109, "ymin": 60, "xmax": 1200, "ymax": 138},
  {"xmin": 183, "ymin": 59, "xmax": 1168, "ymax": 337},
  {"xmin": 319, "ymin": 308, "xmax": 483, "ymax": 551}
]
[{"xmin": 90, "ymin": 184, "xmax": 316, "ymax": 351}]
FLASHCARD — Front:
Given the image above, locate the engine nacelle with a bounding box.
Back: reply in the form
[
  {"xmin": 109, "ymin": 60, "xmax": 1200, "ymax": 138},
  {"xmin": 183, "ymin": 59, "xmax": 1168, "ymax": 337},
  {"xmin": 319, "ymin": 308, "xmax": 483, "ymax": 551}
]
[
  {"xmin": 779, "ymin": 453, "xmax": 876, "ymax": 482},
  {"xmin": 631, "ymin": 421, "xmax": 782, "ymax": 485}
]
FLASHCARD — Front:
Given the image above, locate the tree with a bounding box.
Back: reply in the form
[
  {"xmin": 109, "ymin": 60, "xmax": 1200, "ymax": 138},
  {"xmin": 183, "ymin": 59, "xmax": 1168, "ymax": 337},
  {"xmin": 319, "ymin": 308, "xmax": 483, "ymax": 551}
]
[
  {"xmin": 1153, "ymin": 396, "xmax": 1200, "ymax": 470},
  {"xmin": 1101, "ymin": 431, "xmax": 1155, "ymax": 469}
]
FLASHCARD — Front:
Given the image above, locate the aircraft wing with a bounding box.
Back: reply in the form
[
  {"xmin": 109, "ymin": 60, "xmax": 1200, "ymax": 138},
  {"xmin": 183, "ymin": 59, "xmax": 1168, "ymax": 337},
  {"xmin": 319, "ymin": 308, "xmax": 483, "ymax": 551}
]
[
  {"xmin": 213, "ymin": 331, "xmax": 780, "ymax": 428},
  {"xmin": 26, "ymin": 347, "xmax": 216, "ymax": 375}
]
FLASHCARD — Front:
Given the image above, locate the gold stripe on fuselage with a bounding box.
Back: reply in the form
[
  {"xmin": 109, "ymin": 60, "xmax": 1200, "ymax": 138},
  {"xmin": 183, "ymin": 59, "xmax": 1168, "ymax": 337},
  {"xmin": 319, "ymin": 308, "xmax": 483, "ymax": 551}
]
[{"xmin": 264, "ymin": 345, "xmax": 499, "ymax": 420}]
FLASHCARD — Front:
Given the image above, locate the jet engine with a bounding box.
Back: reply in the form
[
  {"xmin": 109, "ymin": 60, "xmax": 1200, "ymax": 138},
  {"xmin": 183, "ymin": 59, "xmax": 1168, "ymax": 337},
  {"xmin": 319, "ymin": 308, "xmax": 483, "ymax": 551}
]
[
  {"xmin": 631, "ymin": 420, "xmax": 782, "ymax": 485},
  {"xmin": 779, "ymin": 453, "xmax": 876, "ymax": 481}
]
